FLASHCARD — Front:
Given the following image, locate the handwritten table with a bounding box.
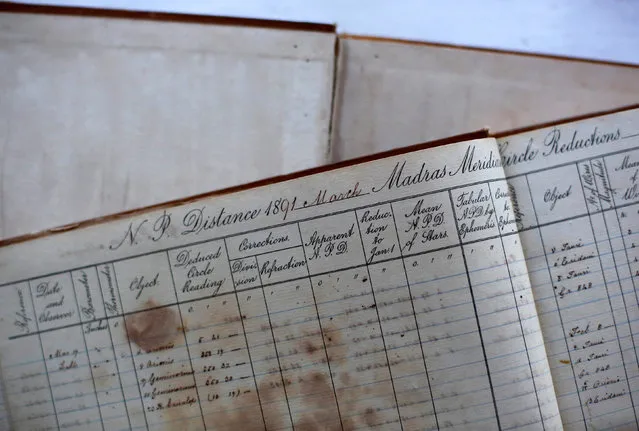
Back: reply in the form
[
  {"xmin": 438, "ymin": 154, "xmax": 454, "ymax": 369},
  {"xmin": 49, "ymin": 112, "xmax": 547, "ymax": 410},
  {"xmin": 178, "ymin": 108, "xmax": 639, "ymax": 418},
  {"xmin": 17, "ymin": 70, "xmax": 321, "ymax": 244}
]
[{"xmin": 3, "ymin": 138, "xmax": 639, "ymax": 430}]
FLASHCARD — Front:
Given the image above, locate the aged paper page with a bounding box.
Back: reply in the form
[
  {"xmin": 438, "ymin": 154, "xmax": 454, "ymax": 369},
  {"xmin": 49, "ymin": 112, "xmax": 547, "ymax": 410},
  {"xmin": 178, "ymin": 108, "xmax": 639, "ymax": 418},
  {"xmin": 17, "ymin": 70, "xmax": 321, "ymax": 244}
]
[
  {"xmin": 0, "ymin": 7, "xmax": 335, "ymax": 240},
  {"xmin": 498, "ymin": 108, "xmax": 639, "ymax": 429},
  {"xmin": 0, "ymin": 138, "xmax": 559, "ymax": 430},
  {"xmin": 331, "ymin": 36, "xmax": 639, "ymax": 162}
]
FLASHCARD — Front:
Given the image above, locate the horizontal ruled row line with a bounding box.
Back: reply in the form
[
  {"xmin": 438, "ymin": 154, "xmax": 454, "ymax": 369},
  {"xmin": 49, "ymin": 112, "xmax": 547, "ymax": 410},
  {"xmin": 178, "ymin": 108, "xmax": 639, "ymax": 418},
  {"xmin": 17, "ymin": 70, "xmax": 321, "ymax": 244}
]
[{"xmin": 8, "ymin": 219, "xmax": 639, "ymax": 341}]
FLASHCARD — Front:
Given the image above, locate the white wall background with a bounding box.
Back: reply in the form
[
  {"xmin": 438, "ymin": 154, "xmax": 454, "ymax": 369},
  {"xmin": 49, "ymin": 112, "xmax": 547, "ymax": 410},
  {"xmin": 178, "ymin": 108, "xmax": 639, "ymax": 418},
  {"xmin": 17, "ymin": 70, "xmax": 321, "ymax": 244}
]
[{"xmin": 17, "ymin": 0, "xmax": 639, "ymax": 65}]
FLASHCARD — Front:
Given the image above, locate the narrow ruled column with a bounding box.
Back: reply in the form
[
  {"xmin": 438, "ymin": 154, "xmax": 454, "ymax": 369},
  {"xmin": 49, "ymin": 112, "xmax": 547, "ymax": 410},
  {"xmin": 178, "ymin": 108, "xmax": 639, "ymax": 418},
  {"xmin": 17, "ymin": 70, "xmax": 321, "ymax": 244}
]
[
  {"xmin": 488, "ymin": 178, "xmax": 547, "ymax": 429},
  {"xmin": 355, "ymin": 203, "xmax": 436, "ymax": 430},
  {"xmin": 97, "ymin": 263, "xmax": 147, "ymax": 430},
  {"xmin": 603, "ymin": 150, "xmax": 639, "ymax": 419},
  {"xmin": 30, "ymin": 273, "xmax": 102, "ymax": 429},
  {"xmin": 576, "ymin": 159, "xmax": 638, "ymax": 427},
  {"xmin": 226, "ymin": 225, "xmax": 300, "ymax": 430},
  {"xmin": 527, "ymin": 162, "xmax": 630, "ymax": 429},
  {"xmin": 0, "ymin": 282, "xmax": 56, "ymax": 430},
  {"xmin": 522, "ymin": 167, "xmax": 585, "ymax": 429},
  {"xmin": 169, "ymin": 239, "xmax": 263, "ymax": 430},
  {"xmin": 496, "ymin": 173, "xmax": 564, "ymax": 428},
  {"xmin": 449, "ymin": 181, "xmax": 532, "ymax": 429},
  {"xmin": 392, "ymin": 191, "xmax": 497, "ymax": 429},
  {"xmin": 113, "ymin": 252, "xmax": 202, "ymax": 430},
  {"xmin": 300, "ymin": 211, "xmax": 402, "ymax": 430},
  {"xmin": 71, "ymin": 267, "xmax": 129, "ymax": 430},
  {"xmin": 256, "ymin": 224, "xmax": 341, "ymax": 430}
]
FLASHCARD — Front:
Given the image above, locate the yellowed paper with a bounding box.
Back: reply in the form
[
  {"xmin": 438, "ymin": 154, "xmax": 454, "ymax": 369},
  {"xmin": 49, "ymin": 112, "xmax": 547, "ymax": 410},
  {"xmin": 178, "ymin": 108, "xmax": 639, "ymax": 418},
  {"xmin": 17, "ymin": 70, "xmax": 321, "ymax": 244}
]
[
  {"xmin": 498, "ymin": 108, "xmax": 639, "ymax": 430},
  {"xmin": 0, "ymin": 138, "xmax": 558, "ymax": 430}
]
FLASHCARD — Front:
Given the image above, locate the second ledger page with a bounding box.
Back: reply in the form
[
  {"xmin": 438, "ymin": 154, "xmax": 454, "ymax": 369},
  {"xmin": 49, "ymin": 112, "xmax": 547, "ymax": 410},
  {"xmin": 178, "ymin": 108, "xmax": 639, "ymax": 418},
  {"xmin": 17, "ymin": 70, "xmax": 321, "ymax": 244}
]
[{"xmin": 499, "ymin": 108, "xmax": 639, "ymax": 430}]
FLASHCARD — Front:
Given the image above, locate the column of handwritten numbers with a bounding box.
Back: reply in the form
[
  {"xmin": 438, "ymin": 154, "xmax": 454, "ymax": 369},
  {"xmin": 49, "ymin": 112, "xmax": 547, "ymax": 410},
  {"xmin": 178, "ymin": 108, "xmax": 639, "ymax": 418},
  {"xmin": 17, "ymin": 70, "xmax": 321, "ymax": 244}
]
[
  {"xmin": 527, "ymin": 164, "xmax": 632, "ymax": 430},
  {"xmin": 227, "ymin": 225, "xmax": 308, "ymax": 431},
  {"xmin": 168, "ymin": 240, "xmax": 263, "ymax": 431},
  {"xmin": 71, "ymin": 267, "xmax": 129, "ymax": 430},
  {"xmin": 300, "ymin": 211, "xmax": 403, "ymax": 430},
  {"xmin": 578, "ymin": 158, "xmax": 639, "ymax": 427},
  {"xmin": 96, "ymin": 263, "xmax": 147, "ymax": 430},
  {"xmin": 391, "ymin": 191, "xmax": 499, "ymax": 430},
  {"xmin": 29, "ymin": 273, "xmax": 102, "ymax": 430},
  {"xmin": 450, "ymin": 182, "xmax": 545, "ymax": 430},
  {"xmin": 355, "ymin": 204, "xmax": 437, "ymax": 430},
  {"xmin": 491, "ymin": 175, "xmax": 564, "ymax": 428},
  {"xmin": 601, "ymin": 150, "xmax": 639, "ymax": 420},
  {"xmin": 0, "ymin": 282, "xmax": 56, "ymax": 430},
  {"xmin": 254, "ymin": 224, "xmax": 341, "ymax": 430},
  {"xmin": 112, "ymin": 253, "xmax": 203, "ymax": 431}
]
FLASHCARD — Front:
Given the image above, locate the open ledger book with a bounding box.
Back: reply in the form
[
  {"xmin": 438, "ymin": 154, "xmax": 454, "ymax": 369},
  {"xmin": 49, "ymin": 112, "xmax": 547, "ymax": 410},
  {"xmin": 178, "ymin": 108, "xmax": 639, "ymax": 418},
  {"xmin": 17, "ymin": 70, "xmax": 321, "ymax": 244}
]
[{"xmin": 1, "ymin": 106, "xmax": 639, "ymax": 431}]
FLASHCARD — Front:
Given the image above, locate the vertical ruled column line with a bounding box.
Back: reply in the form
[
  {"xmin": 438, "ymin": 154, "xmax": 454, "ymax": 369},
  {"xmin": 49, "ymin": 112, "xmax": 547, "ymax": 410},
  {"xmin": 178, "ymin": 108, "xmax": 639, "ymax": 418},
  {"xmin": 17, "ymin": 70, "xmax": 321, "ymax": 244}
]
[
  {"xmin": 577, "ymin": 161, "xmax": 638, "ymax": 428},
  {"xmin": 250, "ymin": 253, "xmax": 296, "ymax": 430},
  {"xmin": 111, "ymin": 265, "xmax": 150, "ymax": 431},
  {"xmin": 94, "ymin": 266, "xmax": 132, "ymax": 431},
  {"xmin": 165, "ymin": 251, "xmax": 207, "ymax": 428},
  {"xmin": 447, "ymin": 190, "xmax": 502, "ymax": 431},
  {"xmin": 221, "ymin": 240, "xmax": 268, "ymax": 431},
  {"xmin": 68, "ymin": 272, "xmax": 105, "ymax": 431},
  {"xmin": 596, "ymin": 160, "xmax": 639, "ymax": 423},
  {"xmin": 296, "ymin": 222, "xmax": 345, "ymax": 431},
  {"xmin": 26, "ymin": 280, "xmax": 61, "ymax": 431},
  {"xmin": 387, "ymin": 204, "xmax": 439, "ymax": 430},
  {"xmin": 486, "ymin": 181, "xmax": 545, "ymax": 430},
  {"xmin": 353, "ymin": 209, "xmax": 404, "ymax": 430},
  {"xmin": 602, "ymin": 157, "xmax": 639, "ymax": 334},
  {"xmin": 524, "ymin": 174, "xmax": 588, "ymax": 429}
]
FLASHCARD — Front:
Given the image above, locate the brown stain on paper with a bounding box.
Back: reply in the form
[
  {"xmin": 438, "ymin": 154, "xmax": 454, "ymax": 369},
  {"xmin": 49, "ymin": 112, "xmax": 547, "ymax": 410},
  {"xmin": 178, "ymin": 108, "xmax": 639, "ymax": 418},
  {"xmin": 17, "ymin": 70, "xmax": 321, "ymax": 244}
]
[
  {"xmin": 124, "ymin": 299, "xmax": 181, "ymax": 352},
  {"xmin": 257, "ymin": 379, "xmax": 287, "ymax": 431},
  {"xmin": 295, "ymin": 371, "xmax": 342, "ymax": 431},
  {"xmin": 363, "ymin": 407, "xmax": 379, "ymax": 428},
  {"xmin": 123, "ymin": 300, "xmax": 204, "ymax": 431},
  {"xmin": 321, "ymin": 323, "xmax": 348, "ymax": 364},
  {"xmin": 303, "ymin": 339, "xmax": 319, "ymax": 355},
  {"xmin": 290, "ymin": 323, "xmax": 391, "ymax": 430},
  {"xmin": 206, "ymin": 398, "xmax": 267, "ymax": 431},
  {"xmin": 163, "ymin": 404, "xmax": 202, "ymax": 431},
  {"xmin": 120, "ymin": 298, "xmax": 389, "ymax": 430}
]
